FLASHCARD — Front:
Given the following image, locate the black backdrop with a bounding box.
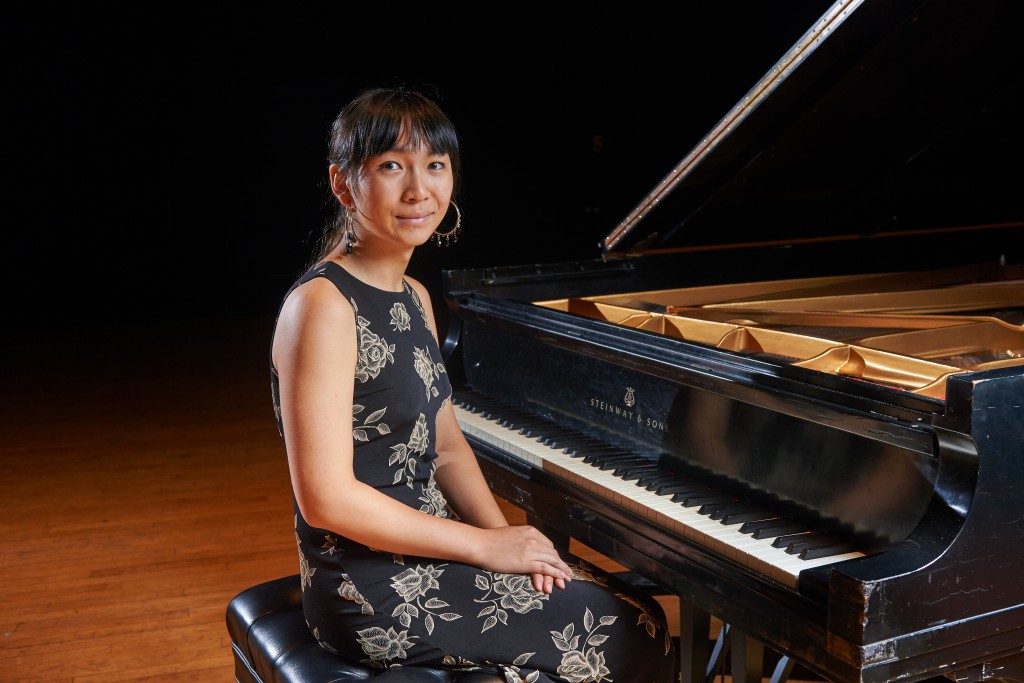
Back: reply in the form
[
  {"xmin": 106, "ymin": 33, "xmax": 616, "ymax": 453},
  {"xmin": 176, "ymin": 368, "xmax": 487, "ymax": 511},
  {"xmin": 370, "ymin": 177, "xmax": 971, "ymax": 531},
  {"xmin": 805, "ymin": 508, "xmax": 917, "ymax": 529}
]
[{"xmin": 3, "ymin": 4, "xmax": 834, "ymax": 329}]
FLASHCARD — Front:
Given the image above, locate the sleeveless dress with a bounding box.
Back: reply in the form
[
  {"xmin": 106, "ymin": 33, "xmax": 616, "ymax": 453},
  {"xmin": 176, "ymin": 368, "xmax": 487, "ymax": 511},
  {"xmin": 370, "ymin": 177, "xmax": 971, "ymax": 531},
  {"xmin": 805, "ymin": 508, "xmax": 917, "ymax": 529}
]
[{"xmin": 270, "ymin": 261, "xmax": 676, "ymax": 683}]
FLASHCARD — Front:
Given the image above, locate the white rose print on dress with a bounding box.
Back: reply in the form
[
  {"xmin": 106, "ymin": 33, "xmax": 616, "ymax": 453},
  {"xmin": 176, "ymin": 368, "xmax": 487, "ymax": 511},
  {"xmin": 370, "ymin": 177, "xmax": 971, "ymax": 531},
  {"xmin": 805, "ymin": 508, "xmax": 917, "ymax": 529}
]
[
  {"xmin": 389, "ymin": 564, "xmax": 463, "ymax": 636},
  {"xmin": 406, "ymin": 285, "xmax": 431, "ymax": 326},
  {"xmin": 614, "ymin": 592, "xmax": 672, "ymax": 656},
  {"xmin": 569, "ymin": 561, "xmax": 671, "ymax": 656},
  {"xmin": 565, "ymin": 562, "xmax": 608, "ymax": 587},
  {"xmin": 338, "ymin": 573, "xmax": 375, "ymax": 615},
  {"xmin": 474, "ymin": 572, "xmax": 549, "ymax": 633},
  {"xmin": 389, "ymin": 413, "xmax": 428, "ymax": 487},
  {"xmin": 553, "ymin": 608, "xmax": 615, "ymax": 683},
  {"xmin": 352, "ymin": 297, "xmax": 395, "ymax": 383},
  {"xmin": 413, "ymin": 346, "xmax": 447, "ymax": 400},
  {"xmin": 296, "ymin": 516, "xmax": 315, "ymax": 590},
  {"xmin": 389, "ymin": 302, "xmax": 411, "ymax": 332},
  {"xmin": 498, "ymin": 655, "xmax": 543, "ymax": 683},
  {"xmin": 418, "ymin": 469, "xmax": 449, "ymax": 516},
  {"xmin": 353, "ymin": 404, "xmax": 390, "ymax": 442},
  {"xmin": 356, "ymin": 625, "xmax": 417, "ymax": 668}
]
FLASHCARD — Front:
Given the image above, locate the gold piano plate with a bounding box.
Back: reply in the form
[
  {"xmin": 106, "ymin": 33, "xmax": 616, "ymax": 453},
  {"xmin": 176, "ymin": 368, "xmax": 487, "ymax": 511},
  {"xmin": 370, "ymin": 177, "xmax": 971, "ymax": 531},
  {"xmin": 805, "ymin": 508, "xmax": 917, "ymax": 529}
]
[{"xmin": 534, "ymin": 264, "xmax": 1024, "ymax": 399}]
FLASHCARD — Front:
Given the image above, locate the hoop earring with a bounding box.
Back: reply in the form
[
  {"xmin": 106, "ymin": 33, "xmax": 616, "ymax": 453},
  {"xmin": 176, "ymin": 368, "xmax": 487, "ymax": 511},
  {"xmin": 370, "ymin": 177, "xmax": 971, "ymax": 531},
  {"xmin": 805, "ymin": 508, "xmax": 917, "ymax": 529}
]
[
  {"xmin": 431, "ymin": 201, "xmax": 462, "ymax": 247},
  {"xmin": 343, "ymin": 209, "xmax": 357, "ymax": 254}
]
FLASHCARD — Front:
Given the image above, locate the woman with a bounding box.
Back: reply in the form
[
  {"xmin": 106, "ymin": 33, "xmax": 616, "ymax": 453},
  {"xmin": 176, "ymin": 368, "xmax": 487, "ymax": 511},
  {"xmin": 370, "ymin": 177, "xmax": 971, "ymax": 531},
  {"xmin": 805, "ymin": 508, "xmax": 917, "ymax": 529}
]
[{"xmin": 270, "ymin": 86, "xmax": 675, "ymax": 682}]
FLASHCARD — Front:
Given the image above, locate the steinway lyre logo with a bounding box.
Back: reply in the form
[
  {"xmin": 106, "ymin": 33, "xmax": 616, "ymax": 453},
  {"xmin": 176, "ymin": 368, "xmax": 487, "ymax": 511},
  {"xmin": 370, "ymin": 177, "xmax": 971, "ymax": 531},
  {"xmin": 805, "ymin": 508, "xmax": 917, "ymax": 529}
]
[{"xmin": 587, "ymin": 388, "xmax": 668, "ymax": 433}]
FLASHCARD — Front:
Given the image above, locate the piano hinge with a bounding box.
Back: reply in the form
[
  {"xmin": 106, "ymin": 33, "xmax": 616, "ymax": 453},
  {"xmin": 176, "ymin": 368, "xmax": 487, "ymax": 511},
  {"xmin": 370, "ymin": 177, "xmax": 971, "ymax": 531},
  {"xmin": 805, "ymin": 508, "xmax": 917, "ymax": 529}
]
[{"xmin": 479, "ymin": 260, "xmax": 635, "ymax": 286}]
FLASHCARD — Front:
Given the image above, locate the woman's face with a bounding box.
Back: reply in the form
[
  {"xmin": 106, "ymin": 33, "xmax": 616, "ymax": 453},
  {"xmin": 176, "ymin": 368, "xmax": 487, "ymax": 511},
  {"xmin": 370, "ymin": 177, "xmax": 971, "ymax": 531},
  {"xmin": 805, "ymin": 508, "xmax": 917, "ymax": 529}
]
[{"xmin": 345, "ymin": 142, "xmax": 454, "ymax": 252}]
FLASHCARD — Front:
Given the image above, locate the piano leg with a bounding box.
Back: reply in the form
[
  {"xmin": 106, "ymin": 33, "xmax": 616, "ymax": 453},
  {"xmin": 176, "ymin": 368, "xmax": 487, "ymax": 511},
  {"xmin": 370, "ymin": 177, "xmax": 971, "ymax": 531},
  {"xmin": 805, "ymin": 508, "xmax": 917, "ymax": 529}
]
[
  {"xmin": 708, "ymin": 621, "xmax": 729, "ymax": 682},
  {"xmin": 692, "ymin": 616, "xmax": 792, "ymax": 683},
  {"xmin": 679, "ymin": 601, "xmax": 711, "ymax": 683},
  {"xmin": 770, "ymin": 654, "xmax": 796, "ymax": 683},
  {"xmin": 732, "ymin": 629, "xmax": 766, "ymax": 683}
]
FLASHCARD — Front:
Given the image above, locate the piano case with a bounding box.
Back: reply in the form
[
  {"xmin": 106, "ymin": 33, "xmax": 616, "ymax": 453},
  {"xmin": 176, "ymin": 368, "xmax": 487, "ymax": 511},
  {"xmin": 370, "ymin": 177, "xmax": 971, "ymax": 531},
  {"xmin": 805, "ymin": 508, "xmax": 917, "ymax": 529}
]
[{"xmin": 442, "ymin": 1, "xmax": 1024, "ymax": 681}]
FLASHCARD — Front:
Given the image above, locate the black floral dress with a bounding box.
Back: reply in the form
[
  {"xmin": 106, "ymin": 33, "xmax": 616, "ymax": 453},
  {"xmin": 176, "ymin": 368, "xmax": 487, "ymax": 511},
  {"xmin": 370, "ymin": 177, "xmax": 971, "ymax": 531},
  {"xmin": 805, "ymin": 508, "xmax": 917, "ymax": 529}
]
[{"xmin": 270, "ymin": 261, "xmax": 676, "ymax": 683}]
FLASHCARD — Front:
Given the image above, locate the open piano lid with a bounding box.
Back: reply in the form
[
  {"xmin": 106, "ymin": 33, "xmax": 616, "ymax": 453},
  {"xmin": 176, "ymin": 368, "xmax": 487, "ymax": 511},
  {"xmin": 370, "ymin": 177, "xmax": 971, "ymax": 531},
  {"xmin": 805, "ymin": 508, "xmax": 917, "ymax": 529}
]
[
  {"xmin": 602, "ymin": 0, "xmax": 1024, "ymax": 258},
  {"xmin": 526, "ymin": 0, "xmax": 1024, "ymax": 400}
]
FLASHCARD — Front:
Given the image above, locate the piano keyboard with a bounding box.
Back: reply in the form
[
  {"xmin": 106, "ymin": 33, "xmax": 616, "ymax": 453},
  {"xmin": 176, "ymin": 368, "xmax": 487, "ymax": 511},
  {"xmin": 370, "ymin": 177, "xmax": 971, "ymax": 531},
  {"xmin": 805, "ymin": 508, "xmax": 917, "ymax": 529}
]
[{"xmin": 452, "ymin": 391, "xmax": 865, "ymax": 590}]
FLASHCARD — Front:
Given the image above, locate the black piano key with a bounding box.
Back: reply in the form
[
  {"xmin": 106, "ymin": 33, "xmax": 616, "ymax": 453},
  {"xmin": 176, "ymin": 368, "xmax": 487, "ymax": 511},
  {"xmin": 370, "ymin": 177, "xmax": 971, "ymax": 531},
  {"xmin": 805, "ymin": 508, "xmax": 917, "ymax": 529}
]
[
  {"xmin": 771, "ymin": 532, "xmax": 815, "ymax": 550},
  {"xmin": 674, "ymin": 492, "xmax": 733, "ymax": 508},
  {"xmin": 800, "ymin": 543, "xmax": 856, "ymax": 561},
  {"xmin": 460, "ymin": 397, "xmax": 502, "ymax": 412},
  {"xmin": 720, "ymin": 509, "xmax": 777, "ymax": 525},
  {"xmin": 554, "ymin": 440, "xmax": 610, "ymax": 455},
  {"xmin": 569, "ymin": 449, "xmax": 621, "ymax": 461},
  {"xmin": 542, "ymin": 434, "xmax": 592, "ymax": 448},
  {"xmin": 606, "ymin": 458, "xmax": 655, "ymax": 471},
  {"xmin": 790, "ymin": 540, "xmax": 839, "ymax": 557},
  {"xmin": 646, "ymin": 476, "xmax": 704, "ymax": 492},
  {"xmin": 507, "ymin": 419, "xmax": 548, "ymax": 436},
  {"xmin": 587, "ymin": 452, "xmax": 638, "ymax": 463},
  {"xmin": 785, "ymin": 537, "xmax": 843, "ymax": 556},
  {"xmin": 524, "ymin": 426, "xmax": 575, "ymax": 440},
  {"xmin": 635, "ymin": 471, "xmax": 685, "ymax": 488},
  {"xmin": 573, "ymin": 445, "xmax": 626, "ymax": 459},
  {"xmin": 556, "ymin": 443, "xmax": 612, "ymax": 457},
  {"xmin": 497, "ymin": 412, "xmax": 542, "ymax": 430},
  {"xmin": 581, "ymin": 451, "xmax": 636, "ymax": 465},
  {"xmin": 782, "ymin": 536, "xmax": 828, "ymax": 553},
  {"xmin": 741, "ymin": 518, "xmax": 806, "ymax": 539},
  {"xmin": 614, "ymin": 463, "xmax": 663, "ymax": 479},
  {"xmin": 496, "ymin": 416, "xmax": 533, "ymax": 430},
  {"xmin": 696, "ymin": 500, "xmax": 741, "ymax": 516},
  {"xmin": 702, "ymin": 502, "xmax": 750, "ymax": 520},
  {"xmin": 474, "ymin": 403, "xmax": 530, "ymax": 423},
  {"xmin": 654, "ymin": 481, "xmax": 708, "ymax": 496},
  {"xmin": 598, "ymin": 457, "xmax": 651, "ymax": 471},
  {"xmin": 546, "ymin": 430, "xmax": 599, "ymax": 442}
]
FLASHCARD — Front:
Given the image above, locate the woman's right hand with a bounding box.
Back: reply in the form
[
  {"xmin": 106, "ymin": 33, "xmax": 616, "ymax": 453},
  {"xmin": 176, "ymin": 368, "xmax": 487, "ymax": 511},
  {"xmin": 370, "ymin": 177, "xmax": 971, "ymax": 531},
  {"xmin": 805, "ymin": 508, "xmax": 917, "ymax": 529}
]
[{"xmin": 475, "ymin": 525, "xmax": 573, "ymax": 594}]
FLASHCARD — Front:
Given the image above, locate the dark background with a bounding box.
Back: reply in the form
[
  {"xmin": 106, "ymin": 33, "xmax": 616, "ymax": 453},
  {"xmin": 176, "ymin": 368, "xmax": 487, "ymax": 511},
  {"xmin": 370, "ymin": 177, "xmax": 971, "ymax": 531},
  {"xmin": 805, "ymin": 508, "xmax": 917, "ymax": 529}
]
[{"xmin": 3, "ymin": 4, "xmax": 835, "ymax": 331}]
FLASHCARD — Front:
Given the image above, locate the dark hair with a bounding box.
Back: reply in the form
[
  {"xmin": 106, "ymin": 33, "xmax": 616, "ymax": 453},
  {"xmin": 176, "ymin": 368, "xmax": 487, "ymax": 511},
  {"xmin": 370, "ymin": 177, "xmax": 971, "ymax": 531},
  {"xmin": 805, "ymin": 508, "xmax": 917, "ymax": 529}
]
[{"xmin": 314, "ymin": 86, "xmax": 462, "ymax": 263}]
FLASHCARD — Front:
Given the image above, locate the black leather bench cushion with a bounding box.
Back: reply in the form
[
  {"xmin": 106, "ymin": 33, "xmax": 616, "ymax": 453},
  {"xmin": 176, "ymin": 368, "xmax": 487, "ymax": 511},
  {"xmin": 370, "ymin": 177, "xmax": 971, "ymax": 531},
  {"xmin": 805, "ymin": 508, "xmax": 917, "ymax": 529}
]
[{"xmin": 226, "ymin": 575, "xmax": 503, "ymax": 683}]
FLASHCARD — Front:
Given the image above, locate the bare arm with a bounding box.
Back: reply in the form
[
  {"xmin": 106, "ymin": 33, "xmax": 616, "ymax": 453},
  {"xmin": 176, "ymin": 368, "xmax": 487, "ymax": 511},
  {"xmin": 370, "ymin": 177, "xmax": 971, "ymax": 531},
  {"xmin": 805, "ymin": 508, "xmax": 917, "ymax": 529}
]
[{"xmin": 272, "ymin": 277, "xmax": 571, "ymax": 590}]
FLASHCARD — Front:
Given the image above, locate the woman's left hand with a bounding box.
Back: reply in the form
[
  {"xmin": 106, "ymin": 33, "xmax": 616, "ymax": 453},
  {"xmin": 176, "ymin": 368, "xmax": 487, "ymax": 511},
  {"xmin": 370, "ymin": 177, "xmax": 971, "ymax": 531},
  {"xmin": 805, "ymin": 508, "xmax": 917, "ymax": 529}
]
[{"xmin": 532, "ymin": 571, "xmax": 567, "ymax": 594}]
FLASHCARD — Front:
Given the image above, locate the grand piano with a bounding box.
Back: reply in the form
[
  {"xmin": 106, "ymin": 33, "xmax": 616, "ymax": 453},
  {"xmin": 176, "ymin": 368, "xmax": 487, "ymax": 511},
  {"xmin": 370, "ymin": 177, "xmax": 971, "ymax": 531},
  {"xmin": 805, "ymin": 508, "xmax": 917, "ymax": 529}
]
[{"xmin": 441, "ymin": 1, "xmax": 1024, "ymax": 681}]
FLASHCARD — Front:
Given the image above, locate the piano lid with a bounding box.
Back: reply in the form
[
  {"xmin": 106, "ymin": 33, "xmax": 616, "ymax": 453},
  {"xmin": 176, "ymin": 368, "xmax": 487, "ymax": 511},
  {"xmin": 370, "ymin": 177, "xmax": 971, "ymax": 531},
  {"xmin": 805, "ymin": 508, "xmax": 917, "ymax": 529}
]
[{"xmin": 603, "ymin": 0, "xmax": 1024, "ymax": 257}]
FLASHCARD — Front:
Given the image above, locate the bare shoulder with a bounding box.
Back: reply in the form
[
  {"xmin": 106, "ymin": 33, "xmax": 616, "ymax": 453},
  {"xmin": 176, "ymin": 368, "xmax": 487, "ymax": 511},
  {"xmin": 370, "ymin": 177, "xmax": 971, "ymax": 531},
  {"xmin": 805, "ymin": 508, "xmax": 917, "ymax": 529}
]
[{"xmin": 272, "ymin": 277, "xmax": 355, "ymax": 368}]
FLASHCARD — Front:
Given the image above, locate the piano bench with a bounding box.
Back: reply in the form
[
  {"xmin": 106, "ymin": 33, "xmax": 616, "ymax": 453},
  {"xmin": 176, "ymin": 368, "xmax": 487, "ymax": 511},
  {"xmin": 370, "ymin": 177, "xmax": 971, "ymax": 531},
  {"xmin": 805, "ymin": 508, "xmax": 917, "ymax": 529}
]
[{"xmin": 226, "ymin": 574, "xmax": 504, "ymax": 683}]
